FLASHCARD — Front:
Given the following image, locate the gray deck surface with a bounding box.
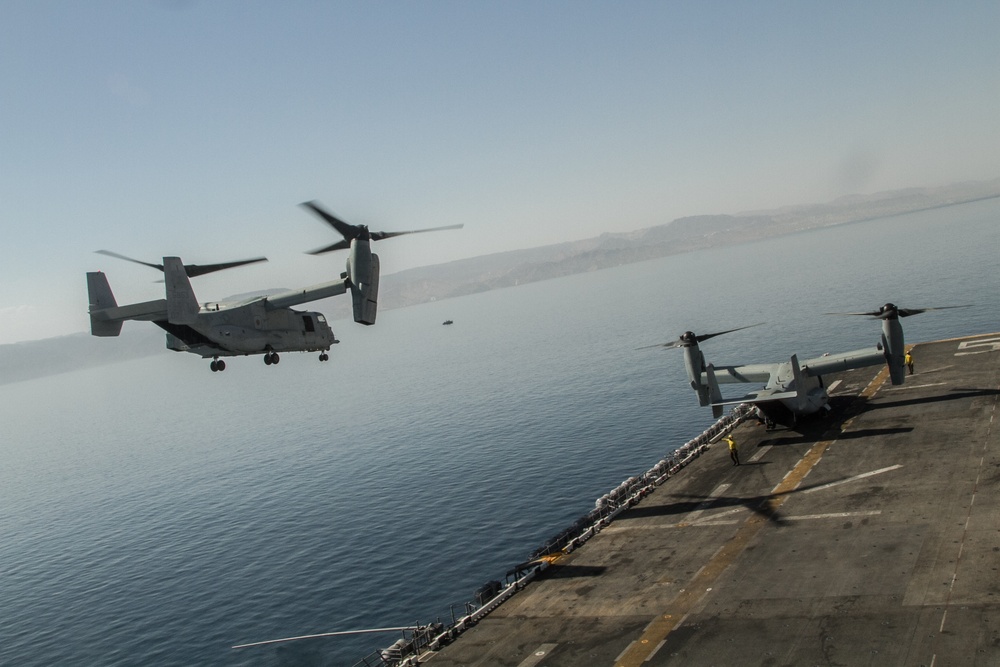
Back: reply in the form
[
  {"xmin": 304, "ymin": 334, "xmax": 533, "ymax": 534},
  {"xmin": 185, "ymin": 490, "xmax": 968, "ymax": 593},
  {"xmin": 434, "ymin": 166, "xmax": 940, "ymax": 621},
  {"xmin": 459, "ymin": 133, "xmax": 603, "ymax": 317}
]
[{"xmin": 426, "ymin": 333, "xmax": 1000, "ymax": 667}]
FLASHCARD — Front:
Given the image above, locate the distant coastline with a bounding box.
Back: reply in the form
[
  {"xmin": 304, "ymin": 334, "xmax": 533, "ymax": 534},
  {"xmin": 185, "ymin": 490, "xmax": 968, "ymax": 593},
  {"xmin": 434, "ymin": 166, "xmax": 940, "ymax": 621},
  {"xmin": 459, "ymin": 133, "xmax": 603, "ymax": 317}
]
[
  {"xmin": 370, "ymin": 179, "xmax": 1000, "ymax": 316},
  {"xmin": 3, "ymin": 179, "xmax": 998, "ymax": 384}
]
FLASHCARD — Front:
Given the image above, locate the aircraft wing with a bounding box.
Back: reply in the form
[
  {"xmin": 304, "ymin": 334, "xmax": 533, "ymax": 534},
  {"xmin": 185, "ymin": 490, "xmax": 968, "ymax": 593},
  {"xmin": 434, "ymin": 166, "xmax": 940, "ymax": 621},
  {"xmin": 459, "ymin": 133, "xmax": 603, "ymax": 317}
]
[
  {"xmin": 706, "ymin": 363, "xmax": 776, "ymax": 384},
  {"xmin": 261, "ymin": 279, "xmax": 349, "ymax": 310},
  {"xmin": 703, "ymin": 347, "xmax": 885, "ymax": 385},
  {"xmin": 798, "ymin": 348, "xmax": 885, "ymax": 377},
  {"xmin": 713, "ymin": 389, "xmax": 800, "ymax": 407}
]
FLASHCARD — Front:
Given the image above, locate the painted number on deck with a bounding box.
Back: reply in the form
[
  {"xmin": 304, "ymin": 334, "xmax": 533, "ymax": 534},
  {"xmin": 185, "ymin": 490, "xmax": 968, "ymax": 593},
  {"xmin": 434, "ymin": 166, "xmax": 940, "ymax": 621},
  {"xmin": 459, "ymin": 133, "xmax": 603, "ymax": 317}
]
[{"xmin": 956, "ymin": 337, "xmax": 1000, "ymax": 356}]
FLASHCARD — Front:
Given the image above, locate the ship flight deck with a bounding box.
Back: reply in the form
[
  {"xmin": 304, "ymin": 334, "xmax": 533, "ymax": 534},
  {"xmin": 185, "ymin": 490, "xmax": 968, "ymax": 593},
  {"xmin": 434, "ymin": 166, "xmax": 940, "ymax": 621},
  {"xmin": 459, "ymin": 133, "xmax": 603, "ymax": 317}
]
[{"xmin": 424, "ymin": 333, "xmax": 1000, "ymax": 666}]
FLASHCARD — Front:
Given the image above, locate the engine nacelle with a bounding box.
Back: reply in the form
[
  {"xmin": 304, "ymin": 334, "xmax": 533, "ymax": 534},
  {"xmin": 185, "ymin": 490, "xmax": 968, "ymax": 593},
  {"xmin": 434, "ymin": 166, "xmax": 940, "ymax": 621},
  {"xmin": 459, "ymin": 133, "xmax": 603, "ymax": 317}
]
[
  {"xmin": 881, "ymin": 317, "xmax": 906, "ymax": 385},
  {"xmin": 351, "ymin": 253, "xmax": 380, "ymax": 325},
  {"xmin": 683, "ymin": 345, "xmax": 711, "ymax": 406}
]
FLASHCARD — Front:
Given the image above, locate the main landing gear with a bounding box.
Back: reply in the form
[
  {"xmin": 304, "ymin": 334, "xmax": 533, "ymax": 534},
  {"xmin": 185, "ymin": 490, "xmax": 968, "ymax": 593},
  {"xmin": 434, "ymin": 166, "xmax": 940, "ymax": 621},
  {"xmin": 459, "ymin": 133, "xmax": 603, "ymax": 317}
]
[
  {"xmin": 210, "ymin": 357, "xmax": 226, "ymax": 372},
  {"xmin": 318, "ymin": 352, "xmax": 329, "ymax": 362},
  {"xmin": 263, "ymin": 351, "xmax": 280, "ymax": 366}
]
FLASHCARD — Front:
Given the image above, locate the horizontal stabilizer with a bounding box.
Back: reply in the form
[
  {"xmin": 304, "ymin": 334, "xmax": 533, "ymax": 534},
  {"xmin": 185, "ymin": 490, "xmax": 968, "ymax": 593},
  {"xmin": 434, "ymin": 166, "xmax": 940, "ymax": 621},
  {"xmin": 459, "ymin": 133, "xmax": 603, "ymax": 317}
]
[{"xmin": 87, "ymin": 272, "xmax": 168, "ymax": 335}]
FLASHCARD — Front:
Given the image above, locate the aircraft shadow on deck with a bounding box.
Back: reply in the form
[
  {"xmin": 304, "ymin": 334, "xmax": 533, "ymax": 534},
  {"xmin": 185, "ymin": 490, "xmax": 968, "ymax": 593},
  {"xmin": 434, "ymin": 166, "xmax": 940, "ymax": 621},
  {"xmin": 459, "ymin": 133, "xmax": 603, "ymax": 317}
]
[
  {"xmin": 867, "ymin": 387, "xmax": 1000, "ymax": 411},
  {"xmin": 836, "ymin": 427, "xmax": 914, "ymax": 439},
  {"xmin": 536, "ymin": 564, "xmax": 608, "ymax": 580},
  {"xmin": 746, "ymin": 395, "xmax": 861, "ymax": 443},
  {"xmin": 749, "ymin": 391, "xmax": 929, "ymax": 445},
  {"xmin": 599, "ymin": 380, "xmax": 968, "ymax": 538},
  {"xmin": 757, "ymin": 425, "xmax": 914, "ymax": 448},
  {"xmin": 618, "ymin": 475, "xmax": 862, "ymax": 528}
]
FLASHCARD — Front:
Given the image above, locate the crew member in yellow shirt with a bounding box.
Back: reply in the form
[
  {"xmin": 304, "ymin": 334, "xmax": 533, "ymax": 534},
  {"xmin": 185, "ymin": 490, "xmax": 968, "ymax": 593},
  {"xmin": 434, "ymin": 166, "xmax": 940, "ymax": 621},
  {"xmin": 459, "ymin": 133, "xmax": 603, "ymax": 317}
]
[{"xmin": 725, "ymin": 435, "xmax": 740, "ymax": 466}]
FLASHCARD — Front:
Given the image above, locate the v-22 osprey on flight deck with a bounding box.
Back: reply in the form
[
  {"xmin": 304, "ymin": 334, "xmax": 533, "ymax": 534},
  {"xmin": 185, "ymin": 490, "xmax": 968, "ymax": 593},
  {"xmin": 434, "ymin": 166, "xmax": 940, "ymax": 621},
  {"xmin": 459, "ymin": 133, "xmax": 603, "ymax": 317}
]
[{"xmin": 643, "ymin": 303, "xmax": 969, "ymax": 427}]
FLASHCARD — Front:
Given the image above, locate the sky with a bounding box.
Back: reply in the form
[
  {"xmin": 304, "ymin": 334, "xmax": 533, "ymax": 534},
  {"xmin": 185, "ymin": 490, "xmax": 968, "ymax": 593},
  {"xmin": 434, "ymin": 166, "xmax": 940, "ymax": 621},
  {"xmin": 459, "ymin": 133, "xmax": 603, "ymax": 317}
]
[{"xmin": 2, "ymin": 1, "xmax": 999, "ymax": 344}]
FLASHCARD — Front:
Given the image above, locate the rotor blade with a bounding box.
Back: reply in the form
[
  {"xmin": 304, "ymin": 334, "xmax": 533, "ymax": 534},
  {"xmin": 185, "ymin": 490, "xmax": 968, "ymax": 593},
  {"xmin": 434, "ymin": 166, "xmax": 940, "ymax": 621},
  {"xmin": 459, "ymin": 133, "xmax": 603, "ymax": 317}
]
[
  {"xmin": 299, "ymin": 201, "xmax": 361, "ymax": 240},
  {"xmin": 897, "ymin": 305, "xmax": 972, "ymax": 318},
  {"xmin": 826, "ymin": 304, "xmax": 972, "ymax": 318},
  {"xmin": 824, "ymin": 310, "xmax": 880, "ymax": 317},
  {"xmin": 95, "ymin": 249, "xmax": 163, "ymax": 272},
  {"xmin": 370, "ymin": 224, "xmax": 465, "ymax": 241},
  {"xmin": 636, "ymin": 341, "xmax": 679, "ymax": 350},
  {"xmin": 96, "ymin": 250, "xmax": 267, "ymax": 277},
  {"xmin": 306, "ymin": 239, "xmax": 353, "ymax": 256},
  {"xmin": 183, "ymin": 257, "xmax": 268, "ymax": 277},
  {"xmin": 696, "ymin": 323, "xmax": 765, "ymax": 343},
  {"xmin": 637, "ymin": 323, "xmax": 763, "ymax": 351}
]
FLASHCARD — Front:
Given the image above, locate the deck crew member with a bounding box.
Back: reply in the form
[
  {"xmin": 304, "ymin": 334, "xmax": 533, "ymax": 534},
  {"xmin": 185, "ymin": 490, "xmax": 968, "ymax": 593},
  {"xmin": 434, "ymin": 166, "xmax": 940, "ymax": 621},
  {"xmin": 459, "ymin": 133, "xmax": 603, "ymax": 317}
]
[{"xmin": 725, "ymin": 435, "xmax": 740, "ymax": 466}]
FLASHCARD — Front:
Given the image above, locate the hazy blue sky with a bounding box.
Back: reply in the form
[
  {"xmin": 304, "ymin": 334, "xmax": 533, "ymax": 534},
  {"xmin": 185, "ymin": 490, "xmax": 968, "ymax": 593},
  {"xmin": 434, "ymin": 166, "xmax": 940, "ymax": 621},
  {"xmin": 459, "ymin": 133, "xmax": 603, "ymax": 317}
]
[{"xmin": 2, "ymin": 1, "xmax": 999, "ymax": 343}]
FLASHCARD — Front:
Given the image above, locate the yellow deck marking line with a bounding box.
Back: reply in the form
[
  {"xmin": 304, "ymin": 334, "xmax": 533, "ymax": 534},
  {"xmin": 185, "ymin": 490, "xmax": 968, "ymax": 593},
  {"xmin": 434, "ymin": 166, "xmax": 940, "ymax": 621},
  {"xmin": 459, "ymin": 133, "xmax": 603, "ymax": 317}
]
[{"xmin": 614, "ymin": 365, "xmax": 891, "ymax": 667}]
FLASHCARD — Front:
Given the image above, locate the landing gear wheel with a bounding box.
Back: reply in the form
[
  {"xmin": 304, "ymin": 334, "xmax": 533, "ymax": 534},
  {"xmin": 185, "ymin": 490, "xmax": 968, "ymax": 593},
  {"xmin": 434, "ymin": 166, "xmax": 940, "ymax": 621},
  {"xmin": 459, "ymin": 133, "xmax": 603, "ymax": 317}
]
[
  {"xmin": 271, "ymin": 352, "xmax": 279, "ymax": 365},
  {"xmin": 217, "ymin": 359, "xmax": 225, "ymax": 371},
  {"xmin": 210, "ymin": 360, "xmax": 218, "ymax": 372},
  {"xmin": 264, "ymin": 354, "xmax": 272, "ymax": 365}
]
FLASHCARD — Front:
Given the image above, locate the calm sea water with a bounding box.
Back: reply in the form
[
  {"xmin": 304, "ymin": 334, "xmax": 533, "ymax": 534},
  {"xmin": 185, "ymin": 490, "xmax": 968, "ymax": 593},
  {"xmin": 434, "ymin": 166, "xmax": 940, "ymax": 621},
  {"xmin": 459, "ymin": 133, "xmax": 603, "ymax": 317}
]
[{"xmin": 3, "ymin": 199, "xmax": 999, "ymax": 666}]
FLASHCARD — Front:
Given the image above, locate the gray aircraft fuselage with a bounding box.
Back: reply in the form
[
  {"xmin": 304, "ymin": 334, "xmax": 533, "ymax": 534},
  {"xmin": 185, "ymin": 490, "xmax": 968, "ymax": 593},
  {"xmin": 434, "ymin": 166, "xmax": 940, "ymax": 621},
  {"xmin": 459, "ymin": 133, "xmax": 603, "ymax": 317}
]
[
  {"xmin": 158, "ymin": 301, "xmax": 335, "ymax": 358},
  {"xmin": 87, "ymin": 256, "xmax": 347, "ymax": 370},
  {"xmin": 675, "ymin": 310, "xmax": 907, "ymax": 428}
]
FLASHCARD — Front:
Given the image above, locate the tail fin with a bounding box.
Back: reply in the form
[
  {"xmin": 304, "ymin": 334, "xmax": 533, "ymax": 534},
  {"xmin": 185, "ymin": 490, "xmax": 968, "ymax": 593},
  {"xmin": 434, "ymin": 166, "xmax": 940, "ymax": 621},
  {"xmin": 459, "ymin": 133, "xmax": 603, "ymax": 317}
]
[
  {"xmin": 706, "ymin": 364, "xmax": 724, "ymax": 418},
  {"xmin": 87, "ymin": 272, "xmax": 123, "ymax": 336},
  {"xmin": 790, "ymin": 354, "xmax": 806, "ymax": 399},
  {"xmin": 163, "ymin": 257, "xmax": 199, "ymax": 325}
]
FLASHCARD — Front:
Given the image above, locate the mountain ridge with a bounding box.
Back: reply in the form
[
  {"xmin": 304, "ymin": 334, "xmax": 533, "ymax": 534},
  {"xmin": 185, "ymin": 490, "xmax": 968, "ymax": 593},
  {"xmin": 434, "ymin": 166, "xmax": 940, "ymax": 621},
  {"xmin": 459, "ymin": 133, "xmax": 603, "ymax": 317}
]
[{"xmin": 3, "ymin": 179, "xmax": 998, "ymax": 384}]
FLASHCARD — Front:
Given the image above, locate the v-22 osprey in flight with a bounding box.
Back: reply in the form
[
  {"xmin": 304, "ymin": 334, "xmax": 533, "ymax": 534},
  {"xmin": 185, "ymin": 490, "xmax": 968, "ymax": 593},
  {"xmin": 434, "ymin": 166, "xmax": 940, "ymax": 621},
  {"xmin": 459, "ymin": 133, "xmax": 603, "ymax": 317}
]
[{"xmin": 86, "ymin": 202, "xmax": 462, "ymax": 371}]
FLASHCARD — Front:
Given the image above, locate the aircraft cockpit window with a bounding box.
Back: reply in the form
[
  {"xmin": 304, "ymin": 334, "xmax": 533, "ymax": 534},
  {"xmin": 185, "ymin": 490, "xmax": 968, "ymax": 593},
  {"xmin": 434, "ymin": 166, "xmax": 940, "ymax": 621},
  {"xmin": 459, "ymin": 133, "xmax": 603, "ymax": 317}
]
[{"xmin": 317, "ymin": 314, "xmax": 326, "ymax": 323}]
